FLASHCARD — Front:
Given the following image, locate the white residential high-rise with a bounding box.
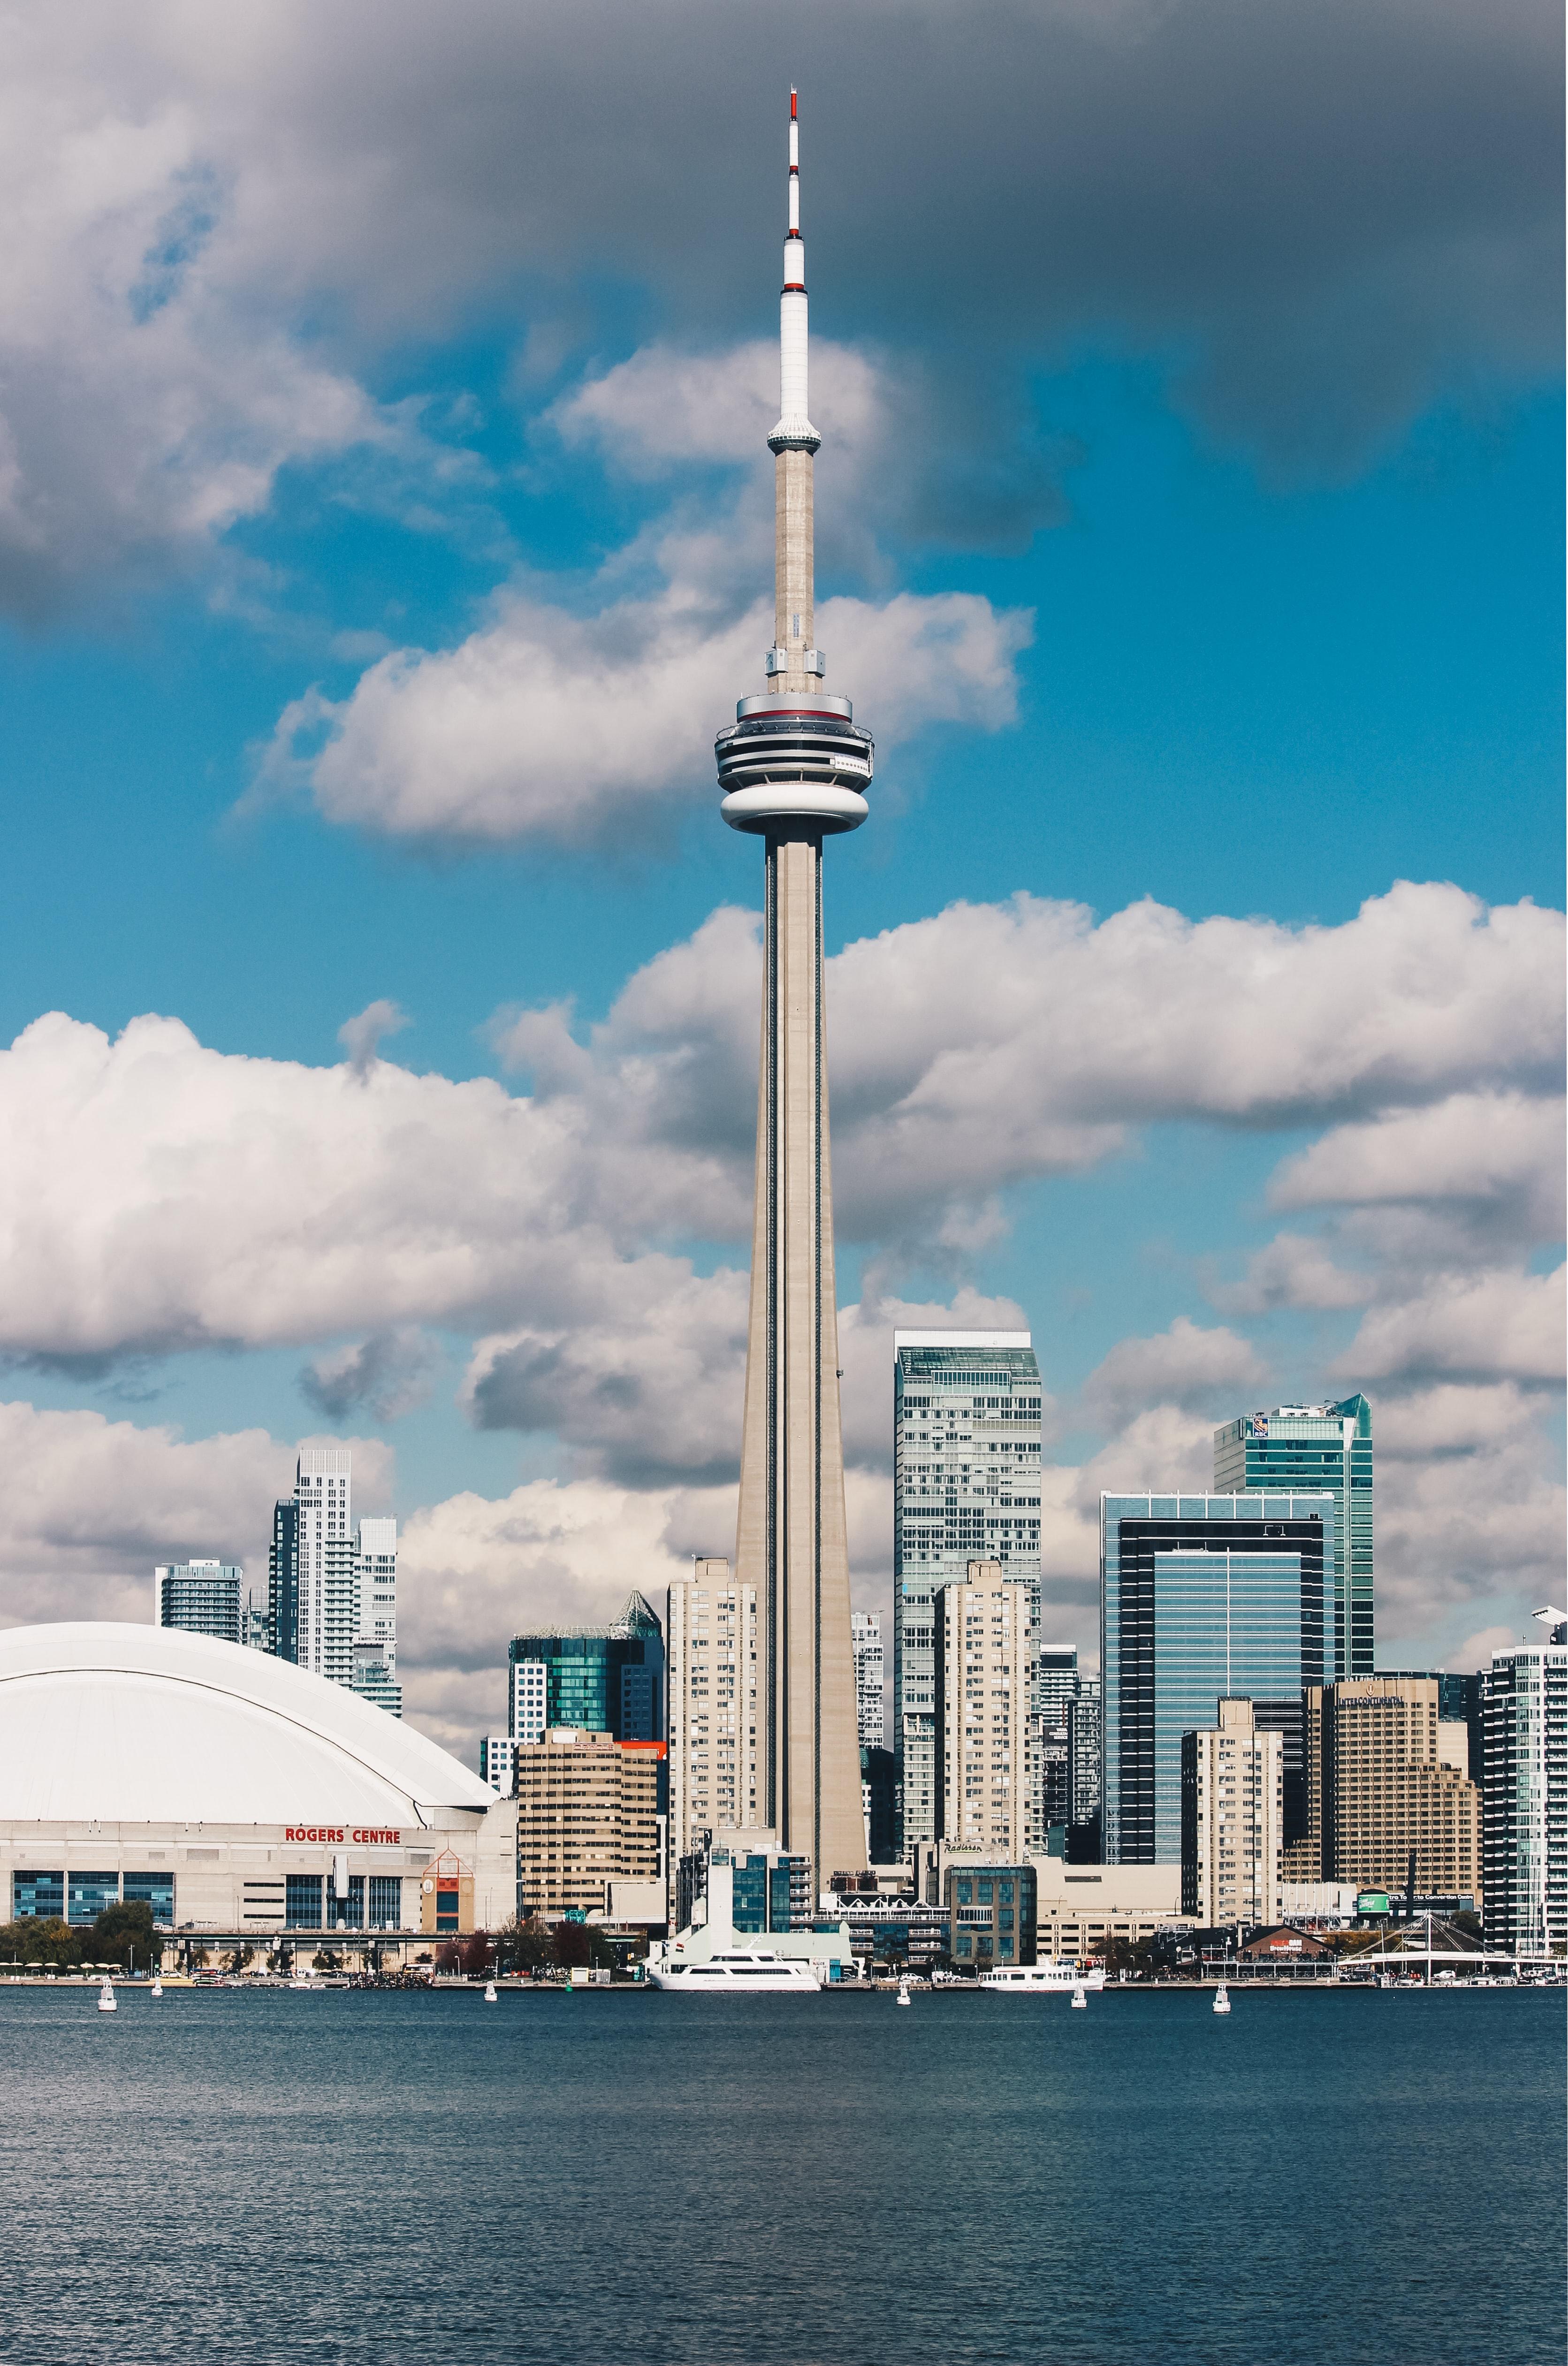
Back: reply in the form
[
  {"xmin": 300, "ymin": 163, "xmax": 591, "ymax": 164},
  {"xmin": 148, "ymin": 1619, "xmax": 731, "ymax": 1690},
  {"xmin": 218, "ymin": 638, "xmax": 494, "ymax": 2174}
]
[
  {"xmin": 666, "ymin": 1559, "xmax": 762, "ymax": 1900},
  {"xmin": 1483, "ymin": 1633, "xmax": 1567, "ymax": 1957},
  {"xmin": 935, "ymin": 1561, "xmax": 1036, "ymax": 1858},
  {"xmin": 852, "ymin": 1612, "xmax": 885, "ymax": 1749},
  {"xmin": 894, "ymin": 1331, "xmax": 1045, "ymax": 1854},
  {"xmin": 350, "ymin": 1514, "xmax": 401, "ymax": 1717},
  {"xmin": 480, "ymin": 1736, "xmax": 517, "ymax": 1796},
  {"xmin": 1181, "ymin": 1697, "xmax": 1284, "ymax": 1927},
  {"xmin": 291, "ymin": 1447, "xmax": 358, "ymax": 1686},
  {"xmin": 268, "ymin": 1449, "xmax": 400, "ymax": 1715}
]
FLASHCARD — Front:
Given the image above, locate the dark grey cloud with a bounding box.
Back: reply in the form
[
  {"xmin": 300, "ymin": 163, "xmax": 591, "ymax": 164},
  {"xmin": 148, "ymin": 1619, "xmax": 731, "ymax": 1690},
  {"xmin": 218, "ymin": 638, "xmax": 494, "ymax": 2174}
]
[
  {"xmin": 299, "ymin": 1327, "xmax": 441, "ymax": 1423},
  {"xmin": 0, "ymin": 1, "xmax": 1554, "ymax": 618},
  {"xmin": 256, "ymin": 0, "xmax": 1559, "ymax": 477}
]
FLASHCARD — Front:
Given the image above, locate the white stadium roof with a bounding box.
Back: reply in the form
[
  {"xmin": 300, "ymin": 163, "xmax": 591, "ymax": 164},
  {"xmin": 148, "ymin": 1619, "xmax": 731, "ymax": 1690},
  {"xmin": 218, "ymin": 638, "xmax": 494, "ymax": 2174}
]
[{"xmin": 0, "ymin": 1624, "xmax": 494, "ymax": 1827}]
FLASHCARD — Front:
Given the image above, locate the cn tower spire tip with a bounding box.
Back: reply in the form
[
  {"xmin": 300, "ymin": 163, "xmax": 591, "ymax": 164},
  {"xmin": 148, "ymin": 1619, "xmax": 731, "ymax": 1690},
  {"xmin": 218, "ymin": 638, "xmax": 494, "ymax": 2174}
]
[{"xmin": 769, "ymin": 87, "xmax": 817, "ymax": 458}]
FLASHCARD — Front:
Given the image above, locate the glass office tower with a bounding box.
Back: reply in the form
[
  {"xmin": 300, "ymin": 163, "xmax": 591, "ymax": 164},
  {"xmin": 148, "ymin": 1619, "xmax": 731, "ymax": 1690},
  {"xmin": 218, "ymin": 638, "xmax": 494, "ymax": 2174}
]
[
  {"xmin": 508, "ymin": 1591, "xmax": 664, "ymax": 1742},
  {"xmin": 1100, "ymin": 1491, "xmax": 1334, "ymax": 1863},
  {"xmin": 1213, "ymin": 1397, "xmax": 1372, "ymax": 1674},
  {"xmin": 892, "ymin": 1331, "xmax": 1044, "ymax": 1853}
]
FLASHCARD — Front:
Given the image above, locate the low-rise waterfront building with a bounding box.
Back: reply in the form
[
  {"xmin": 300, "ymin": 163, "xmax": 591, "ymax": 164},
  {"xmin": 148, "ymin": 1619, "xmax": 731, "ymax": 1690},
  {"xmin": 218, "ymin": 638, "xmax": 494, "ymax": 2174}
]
[
  {"xmin": 944, "ymin": 1860, "xmax": 1036, "ymax": 1967},
  {"xmin": 673, "ymin": 1828, "xmax": 808, "ymax": 1936},
  {"xmin": 1028, "ymin": 1856, "xmax": 1192, "ymax": 1961}
]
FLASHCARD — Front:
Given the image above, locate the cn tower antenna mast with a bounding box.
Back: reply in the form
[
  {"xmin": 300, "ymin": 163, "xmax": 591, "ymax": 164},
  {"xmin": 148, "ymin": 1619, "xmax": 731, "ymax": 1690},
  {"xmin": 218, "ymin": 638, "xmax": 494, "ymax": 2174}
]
[{"xmin": 714, "ymin": 91, "xmax": 871, "ymax": 1888}]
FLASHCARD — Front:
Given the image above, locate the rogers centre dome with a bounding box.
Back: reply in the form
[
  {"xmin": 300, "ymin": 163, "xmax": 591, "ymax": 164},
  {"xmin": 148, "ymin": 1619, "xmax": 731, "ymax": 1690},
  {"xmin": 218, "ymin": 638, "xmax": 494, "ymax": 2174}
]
[{"xmin": 0, "ymin": 1623, "xmax": 494, "ymax": 1827}]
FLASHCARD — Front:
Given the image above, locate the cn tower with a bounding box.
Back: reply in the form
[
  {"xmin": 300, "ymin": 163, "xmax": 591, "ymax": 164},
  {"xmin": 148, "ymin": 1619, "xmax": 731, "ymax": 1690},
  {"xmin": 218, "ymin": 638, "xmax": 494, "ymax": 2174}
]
[{"xmin": 715, "ymin": 91, "xmax": 870, "ymax": 1886}]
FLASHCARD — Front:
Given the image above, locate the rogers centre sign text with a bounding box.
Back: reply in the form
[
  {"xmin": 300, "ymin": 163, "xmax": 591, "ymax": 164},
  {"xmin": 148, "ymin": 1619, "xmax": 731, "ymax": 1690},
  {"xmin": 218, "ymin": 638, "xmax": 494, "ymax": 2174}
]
[{"xmin": 284, "ymin": 1826, "xmax": 402, "ymax": 1844}]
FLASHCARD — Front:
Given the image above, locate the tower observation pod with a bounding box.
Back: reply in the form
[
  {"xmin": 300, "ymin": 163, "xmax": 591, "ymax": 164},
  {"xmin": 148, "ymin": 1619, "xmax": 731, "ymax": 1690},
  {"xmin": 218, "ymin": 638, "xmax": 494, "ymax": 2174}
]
[{"xmin": 713, "ymin": 91, "xmax": 869, "ymax": 1889}]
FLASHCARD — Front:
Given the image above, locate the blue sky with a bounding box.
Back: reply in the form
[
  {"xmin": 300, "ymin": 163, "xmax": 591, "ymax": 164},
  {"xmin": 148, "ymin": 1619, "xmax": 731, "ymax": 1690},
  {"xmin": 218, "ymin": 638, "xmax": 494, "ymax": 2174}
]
[{"xmin": 0, "ymin": 3, "xmax": 1559, "ymax": 1757}]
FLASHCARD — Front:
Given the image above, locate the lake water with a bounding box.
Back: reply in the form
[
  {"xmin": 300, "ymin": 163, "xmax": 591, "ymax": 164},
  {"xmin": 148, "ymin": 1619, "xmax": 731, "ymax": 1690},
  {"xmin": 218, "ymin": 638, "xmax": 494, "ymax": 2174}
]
[{"xmin": 1, "ymin": 1986, "xmax": 1561, "ymax": 2365}]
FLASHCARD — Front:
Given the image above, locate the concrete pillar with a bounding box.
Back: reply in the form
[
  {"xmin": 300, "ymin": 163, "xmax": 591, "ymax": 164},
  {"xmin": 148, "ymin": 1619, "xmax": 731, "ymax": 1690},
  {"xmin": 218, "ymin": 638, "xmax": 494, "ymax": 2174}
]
[{"xmin": 734, "ymin": 829, "xmax": 867, "ymax": 1888}]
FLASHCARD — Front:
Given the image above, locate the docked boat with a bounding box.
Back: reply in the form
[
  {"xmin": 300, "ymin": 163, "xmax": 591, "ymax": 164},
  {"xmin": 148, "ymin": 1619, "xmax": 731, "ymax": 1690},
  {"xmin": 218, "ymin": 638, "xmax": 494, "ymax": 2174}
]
[
  {"xmin": 979, "ymin": 1961, "xmax": 1107, "ymax": 1994},
  {"xmin": 646, "ymin": 1950, "xmax": 822, "ymax": 1993}
]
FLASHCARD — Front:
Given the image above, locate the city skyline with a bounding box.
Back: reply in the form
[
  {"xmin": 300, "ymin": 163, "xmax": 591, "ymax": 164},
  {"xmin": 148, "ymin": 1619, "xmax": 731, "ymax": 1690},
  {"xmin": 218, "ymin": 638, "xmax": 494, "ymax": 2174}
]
[{"xmin": 0, "ymin": 15, "xmax": 1557, "ymax": 1773}]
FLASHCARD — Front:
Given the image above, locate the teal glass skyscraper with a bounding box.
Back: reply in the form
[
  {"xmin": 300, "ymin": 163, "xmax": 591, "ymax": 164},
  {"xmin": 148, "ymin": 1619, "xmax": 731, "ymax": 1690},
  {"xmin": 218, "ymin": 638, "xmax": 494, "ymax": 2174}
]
[
  {"xmin": 1213, "ymin": 1397, "xmax": 1373, "ymax": 1674},
  {"xmin": 508, "ymin": 1592, "xmax": 664, "ymax": 1742}
]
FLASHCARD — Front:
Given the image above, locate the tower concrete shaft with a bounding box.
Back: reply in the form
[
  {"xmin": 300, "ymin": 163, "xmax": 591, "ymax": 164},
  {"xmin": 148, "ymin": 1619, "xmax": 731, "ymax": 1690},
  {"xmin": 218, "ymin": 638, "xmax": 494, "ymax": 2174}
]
[
  {"xmin": 734, "ymin": 832, "xmax": 864, "ymax": 1881},
  {"xmin": 715, "ymin": 91, "xmax": 870, "ymax": 1885}
]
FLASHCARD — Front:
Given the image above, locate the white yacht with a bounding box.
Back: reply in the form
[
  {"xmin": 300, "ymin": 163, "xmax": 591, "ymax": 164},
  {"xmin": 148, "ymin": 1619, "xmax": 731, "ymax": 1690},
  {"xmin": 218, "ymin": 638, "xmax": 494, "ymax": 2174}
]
[
  {"xmin": 979, "ymin": 1961, "xmax": 1107, "ymax": 1994},
  {"xmin": 646, "ymin": 1950, "xmax": 822, "ymax": 1994}
]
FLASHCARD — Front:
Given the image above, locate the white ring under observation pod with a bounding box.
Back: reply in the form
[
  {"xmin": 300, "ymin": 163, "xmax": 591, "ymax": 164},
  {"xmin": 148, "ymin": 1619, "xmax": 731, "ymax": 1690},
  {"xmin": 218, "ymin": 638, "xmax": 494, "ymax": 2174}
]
[{"xmin": 721, "ymin": 783, "xmax": 869, "ymax": 834}]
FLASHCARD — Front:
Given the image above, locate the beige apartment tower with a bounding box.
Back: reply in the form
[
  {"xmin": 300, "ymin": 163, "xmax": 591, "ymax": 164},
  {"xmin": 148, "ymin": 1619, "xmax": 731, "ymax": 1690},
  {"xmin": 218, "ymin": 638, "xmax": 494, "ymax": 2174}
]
[
  {"xmin": 666, "ymin": 1559, "xmax": 763, "ymax": 1888},
  {"xmin": 514, "ymin": 1727, "xmax": 664, "ymax": 1922},
  {"xmin": 714, "ymin": 94, "xmax": 871, "ymax": 1888},
  {"xmin": 1181, "ymin": 1698, "xmax": 1284, "ymax": 1926},
  {"xmin": 1293, "ymin": 1676, "xmax": 1481, "ymax": 1900},
  {"xmin": 935, "ymin": 1562, "xmax": 1035, "ymax": 1857}
]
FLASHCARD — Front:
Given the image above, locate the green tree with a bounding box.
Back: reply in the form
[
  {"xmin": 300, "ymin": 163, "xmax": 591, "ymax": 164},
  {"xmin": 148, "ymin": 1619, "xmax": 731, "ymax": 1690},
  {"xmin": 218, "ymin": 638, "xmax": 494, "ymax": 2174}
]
[
  {"xmin": 550, "ymin": 1920, "xmax": 618, "ymax": 1972},
  {"xmin": 1451, "ymin": 1909, "xmax": 1484, "ymax": 1941},
  {"xmin": 1098, "ymin": 1935, "xmax": 1156, "ymax": 1981},
  {"xmin": 0, "ymin": 1917, "xmax": 82, "ymax": 1969},
  {"xmin": 90, "ymin": 1900, "xmax": 156, "ymax": 1970},
  {"xmin": 497, "ymin": 1915, "xmax": 553, "ymax": 1973}
]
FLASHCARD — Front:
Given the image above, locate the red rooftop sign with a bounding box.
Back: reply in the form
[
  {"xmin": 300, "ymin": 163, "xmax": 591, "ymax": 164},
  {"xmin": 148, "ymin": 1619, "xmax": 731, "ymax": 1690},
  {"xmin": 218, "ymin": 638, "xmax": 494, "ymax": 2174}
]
[{"xmin": 284, "ymin": 1826, "xmax": 402, "ymax": 1844}]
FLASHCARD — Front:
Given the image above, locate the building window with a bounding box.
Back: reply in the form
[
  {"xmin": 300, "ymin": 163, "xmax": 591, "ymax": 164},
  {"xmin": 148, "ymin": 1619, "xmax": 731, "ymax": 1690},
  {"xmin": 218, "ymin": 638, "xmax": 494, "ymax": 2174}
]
[
  {"xmin": 68, "ymin": 1872, "xmax": 120, "ymax": 1927},
  {"xmin": 12, "ymin": 1871, "xmax": 64, "ymax": 1920},
  {"xmin": 286, "ymin": 1875, "xmax": 324, "ymax": 1927},
  {"xmin": 368, "ymin": 1876, "xmax": 402, "ymax": 1929},
  {"xmin": 122, "ymin": 1872, "xmax": 175, "ymax": 1927}
]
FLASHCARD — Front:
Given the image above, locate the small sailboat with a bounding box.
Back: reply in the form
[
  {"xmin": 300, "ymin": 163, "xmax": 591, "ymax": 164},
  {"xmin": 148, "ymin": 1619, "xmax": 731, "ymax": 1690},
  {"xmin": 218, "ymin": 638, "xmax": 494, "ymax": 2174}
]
[
  {"xmin": 97, "ymin": 1978, "xmax": 117, "ymax": 2013},
  {"xmin": 150, "ymin": 1978, "xmax": 163, "ymax": 1998},
  {"xmin": 483, "ymin": 1980, "xmax": 498, "ymax": 2003},
  {"xmin": 1212, "ymin": 1980, "xmax": 1231, "ymax": 2015},
  {"xmin": 1070, "ymin": 1981, "xmax": 1087, "ymax": 2009},
  {"xmin": 896, "ymin": 1977, "xmax": 912, "ymax": 2007}
]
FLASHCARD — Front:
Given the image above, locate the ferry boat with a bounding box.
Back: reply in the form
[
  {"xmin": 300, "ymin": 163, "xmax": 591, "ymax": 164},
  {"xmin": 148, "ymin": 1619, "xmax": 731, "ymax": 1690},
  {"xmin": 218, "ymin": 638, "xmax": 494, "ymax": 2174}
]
[
  {"xmin": 646, "ymin": 1950, "xmax": 822, "ymax": 1994},
  {"xmin": 978, "ymin": 1961, "xmax": 1107, "ymax": 1994}
]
